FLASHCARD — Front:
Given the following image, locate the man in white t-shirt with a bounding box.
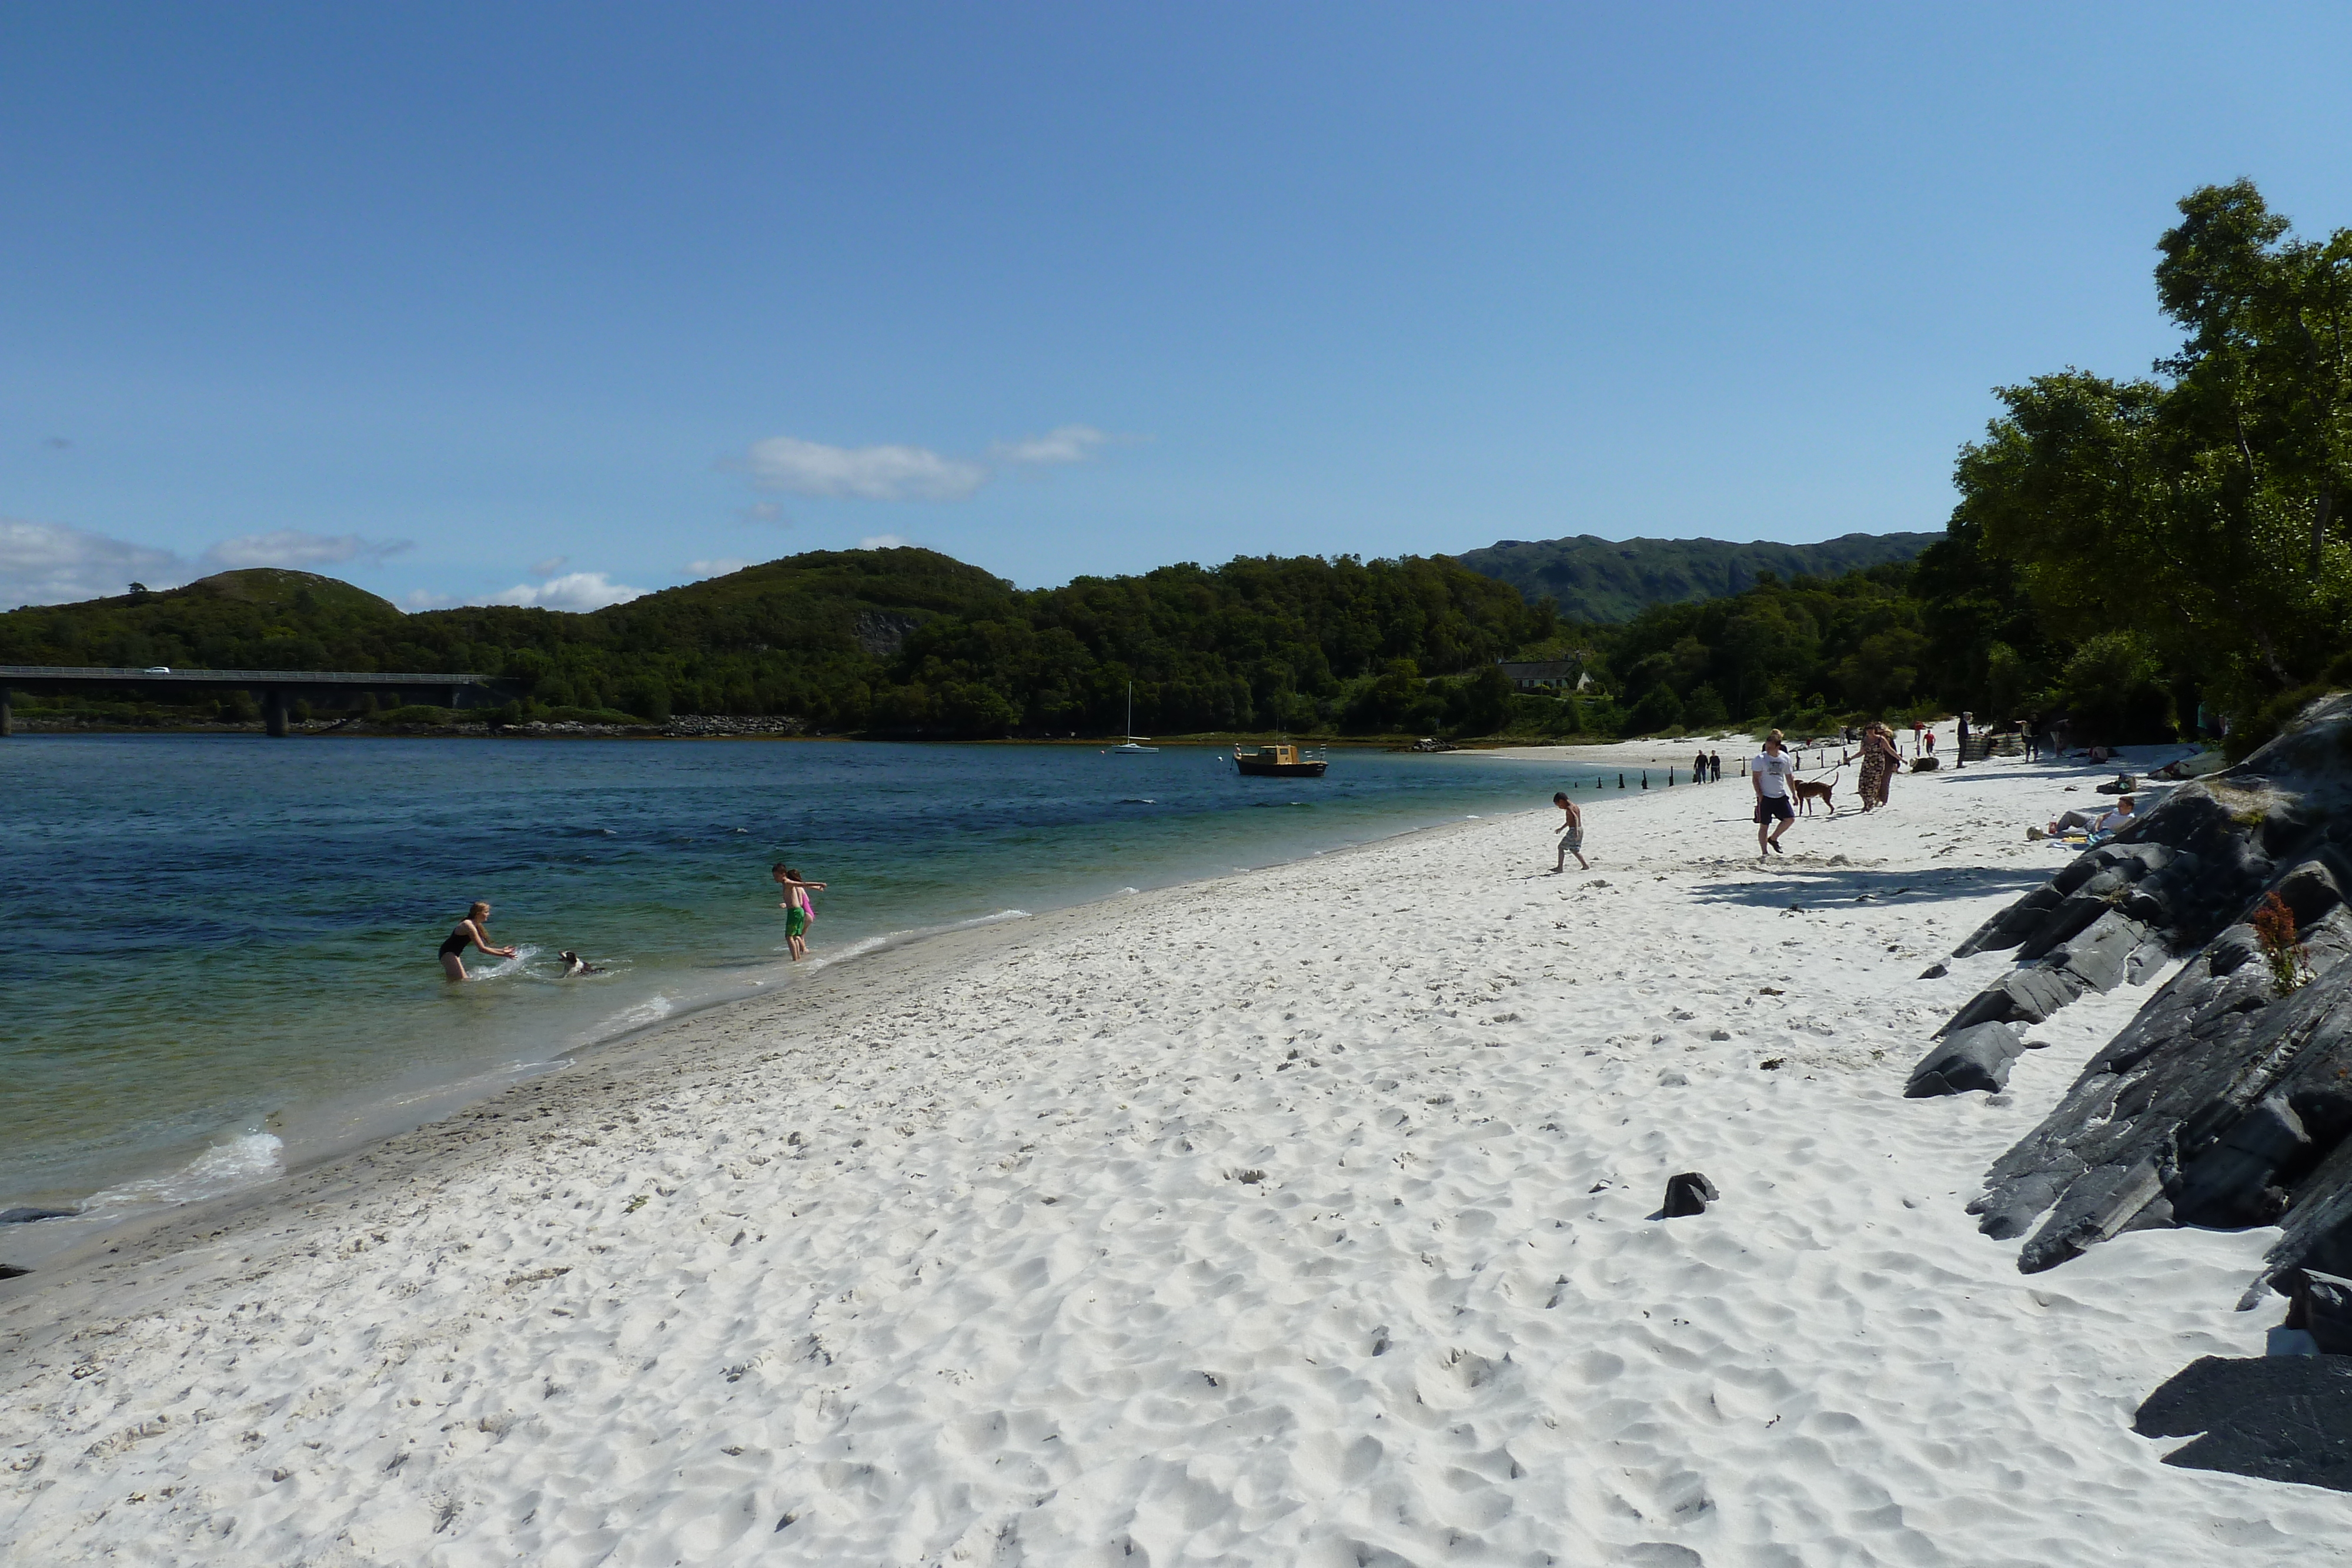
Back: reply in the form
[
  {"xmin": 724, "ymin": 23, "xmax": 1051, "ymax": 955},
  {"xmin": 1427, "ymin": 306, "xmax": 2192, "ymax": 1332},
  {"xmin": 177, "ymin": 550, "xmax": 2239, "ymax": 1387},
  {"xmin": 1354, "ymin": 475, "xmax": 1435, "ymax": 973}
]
[{"xmin": 1751, "ymin": 728, "xmax": 1798, "ymax": 860}]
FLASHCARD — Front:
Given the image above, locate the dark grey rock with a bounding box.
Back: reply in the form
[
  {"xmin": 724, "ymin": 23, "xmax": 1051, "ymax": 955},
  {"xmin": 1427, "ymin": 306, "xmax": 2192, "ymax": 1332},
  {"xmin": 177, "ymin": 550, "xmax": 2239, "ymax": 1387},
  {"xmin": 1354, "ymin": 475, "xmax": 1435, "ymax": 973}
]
[
  {"xmin": 0, "ymin": 1207, "xmax": 74, "ymax": 1225},
  {"xmin": 1940, "ymin": 965, "xmax": 2089, "ymax": 1035},
  {"xmin": 0, "ymin": 1265, "xmax": 26, "ymax": 1281},
  {"xmin": 1662, "ymin": 1172, "xmax": 1718, "ymax": 1218},
  {"xmin": 1906, "ymin": 1022, "xmax": 2026, "ymax": 1097},
  {"xmin": 1919, "ymin": 961, "xmax": 1949, "ymax": 979},
  {"xmin": 2290, "ymin": 1269, "xmax": 2352, "ymax": 1356},
  {"xmin": 2050, "ymin": 910, "xmax": 2163, "ymax": 992},
  {"xmin": 2171, "ymin": 1096, "xmax": 2309, "ymax": 1229},
  {"xmin": 1967, "ymin": 694, "xmax": 2352, "ymax": 1279},
  {"xmin": 2278, "ymin": 858, "xmax": 2349, "ymax": 928},
  {"xmin": 2134, "ymin": 1355, "xmax": 2352, "ymax": 1492},
  {"xmin": 1973, "ymin": 902, "xmax": 2352, "ymax": 1273}
]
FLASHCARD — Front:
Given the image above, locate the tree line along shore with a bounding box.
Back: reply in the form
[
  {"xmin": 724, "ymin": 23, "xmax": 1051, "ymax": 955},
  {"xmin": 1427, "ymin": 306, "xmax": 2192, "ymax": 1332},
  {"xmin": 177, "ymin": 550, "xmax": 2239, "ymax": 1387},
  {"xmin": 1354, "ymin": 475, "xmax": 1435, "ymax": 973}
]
[{"xmin": 8, "ymin": 180, "xmax": 2347, "ymax": 760}]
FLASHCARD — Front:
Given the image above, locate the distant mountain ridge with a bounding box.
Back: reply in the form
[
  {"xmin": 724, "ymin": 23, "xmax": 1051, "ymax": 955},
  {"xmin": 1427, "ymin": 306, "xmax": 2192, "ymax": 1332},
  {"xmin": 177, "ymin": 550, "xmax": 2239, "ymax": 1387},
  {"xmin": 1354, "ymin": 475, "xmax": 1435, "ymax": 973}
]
[{"xmin": 1451, "ymin": 530, "xmax": 1942, "ymax": 623}]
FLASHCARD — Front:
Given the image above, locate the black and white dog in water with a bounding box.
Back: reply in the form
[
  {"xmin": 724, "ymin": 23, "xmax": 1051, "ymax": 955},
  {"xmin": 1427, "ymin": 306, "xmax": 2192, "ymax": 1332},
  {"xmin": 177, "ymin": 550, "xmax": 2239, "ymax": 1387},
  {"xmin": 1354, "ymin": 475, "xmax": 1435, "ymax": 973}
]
[{"xmin": 559, "ymin": 950, "xmax": 605, "ymax": 977}]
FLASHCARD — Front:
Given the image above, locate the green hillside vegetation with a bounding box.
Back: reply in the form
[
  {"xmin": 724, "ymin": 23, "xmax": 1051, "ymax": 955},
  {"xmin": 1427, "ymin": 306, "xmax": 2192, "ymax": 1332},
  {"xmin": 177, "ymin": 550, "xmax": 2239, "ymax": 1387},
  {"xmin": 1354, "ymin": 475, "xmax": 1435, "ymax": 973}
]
[
  {"xmin": 1452, "ymin": 531, "xmax": 1940, "ymax": 623},
  {"xmin": 0, "ymin": 549, "xmax": 1557, "ymax": 738}
]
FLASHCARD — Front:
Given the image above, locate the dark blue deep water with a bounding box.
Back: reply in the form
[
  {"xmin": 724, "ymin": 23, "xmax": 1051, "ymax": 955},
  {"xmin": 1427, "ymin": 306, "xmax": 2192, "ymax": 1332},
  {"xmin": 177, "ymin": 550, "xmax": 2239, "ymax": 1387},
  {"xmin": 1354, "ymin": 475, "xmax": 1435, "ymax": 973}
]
[{"xmin": 2, "ymin": 735, "xmax": 1577, "ymax": 1221}]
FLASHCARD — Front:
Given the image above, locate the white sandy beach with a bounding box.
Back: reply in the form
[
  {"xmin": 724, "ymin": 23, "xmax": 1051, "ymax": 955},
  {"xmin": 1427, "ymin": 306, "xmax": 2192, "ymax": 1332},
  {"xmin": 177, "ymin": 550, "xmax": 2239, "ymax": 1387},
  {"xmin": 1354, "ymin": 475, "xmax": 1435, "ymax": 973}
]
[{"xmin": 7, "ymin": 740, "xmax": 2348, "ymax": 1566}]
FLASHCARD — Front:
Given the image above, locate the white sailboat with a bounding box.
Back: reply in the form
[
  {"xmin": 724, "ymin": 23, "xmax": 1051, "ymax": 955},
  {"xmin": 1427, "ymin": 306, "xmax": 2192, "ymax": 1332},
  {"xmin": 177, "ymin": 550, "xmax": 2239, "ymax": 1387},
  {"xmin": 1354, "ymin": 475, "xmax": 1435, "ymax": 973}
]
[{"xmin": 1112, "ymin": 682, "xmax": 1158, "ymax": 754}]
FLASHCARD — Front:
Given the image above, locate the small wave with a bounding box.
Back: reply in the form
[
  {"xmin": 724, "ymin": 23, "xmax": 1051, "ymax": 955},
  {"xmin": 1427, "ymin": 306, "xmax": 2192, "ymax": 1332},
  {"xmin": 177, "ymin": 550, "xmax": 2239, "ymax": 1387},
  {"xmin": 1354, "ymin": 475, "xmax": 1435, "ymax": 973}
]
[
  {"xmin": 1119, "ymin": 797, "xmax": 1155, "ymax": 805},
  {"xmin": 1118, "ymin": 886, "xmax": 1139, "ymax": 895},
  {"xmin": 801, "ymin": 934, "xmax": 893, "ymax": 971},
  {"xmin": 83, "ymin": 1132, "xmax": 285, "ymax": 1214},
  {"xmin": 1249, "ymin": 801, "xmax": 1310, "ymax": 808},
  {"xmin": 794, "ymin": 908, "xmax": 1031, "ymax": 972},
  {"xmin": 610, "ymin": 995, "xmax": 674, "ymax": 1032}
]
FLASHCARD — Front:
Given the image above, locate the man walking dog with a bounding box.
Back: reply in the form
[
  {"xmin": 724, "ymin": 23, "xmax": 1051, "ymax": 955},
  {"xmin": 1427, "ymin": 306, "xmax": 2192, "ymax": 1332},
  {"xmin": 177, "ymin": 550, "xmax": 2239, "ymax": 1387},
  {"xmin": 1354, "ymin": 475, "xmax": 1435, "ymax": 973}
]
[{"xmin": 1752, "ymin": 730, "xmax": 1798, "ymax": 860}]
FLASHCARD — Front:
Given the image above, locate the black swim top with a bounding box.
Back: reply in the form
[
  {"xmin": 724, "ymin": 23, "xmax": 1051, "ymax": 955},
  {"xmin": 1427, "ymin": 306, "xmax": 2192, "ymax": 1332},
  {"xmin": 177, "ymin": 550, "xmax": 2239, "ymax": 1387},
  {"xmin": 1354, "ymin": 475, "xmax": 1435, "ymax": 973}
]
[{"xmin": 439, "ymin": 925, "xmax": 472, "ymax": 957}]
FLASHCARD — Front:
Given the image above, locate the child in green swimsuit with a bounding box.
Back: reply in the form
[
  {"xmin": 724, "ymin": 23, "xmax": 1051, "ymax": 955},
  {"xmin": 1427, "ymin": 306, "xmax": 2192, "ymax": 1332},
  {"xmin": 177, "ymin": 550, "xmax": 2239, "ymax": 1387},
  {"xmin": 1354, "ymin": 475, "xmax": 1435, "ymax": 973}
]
[{"xmin": 772, "ymin": 863, "xmax": 827, "ymax": 961}]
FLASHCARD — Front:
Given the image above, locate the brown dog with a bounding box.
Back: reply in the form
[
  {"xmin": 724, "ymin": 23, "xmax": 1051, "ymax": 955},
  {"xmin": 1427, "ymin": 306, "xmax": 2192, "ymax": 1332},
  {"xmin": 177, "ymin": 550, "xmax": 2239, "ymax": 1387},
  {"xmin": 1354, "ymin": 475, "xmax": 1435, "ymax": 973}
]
[{"xmin": 1791, "ymin": 778, "xmax": 1836, "ymax": 815}]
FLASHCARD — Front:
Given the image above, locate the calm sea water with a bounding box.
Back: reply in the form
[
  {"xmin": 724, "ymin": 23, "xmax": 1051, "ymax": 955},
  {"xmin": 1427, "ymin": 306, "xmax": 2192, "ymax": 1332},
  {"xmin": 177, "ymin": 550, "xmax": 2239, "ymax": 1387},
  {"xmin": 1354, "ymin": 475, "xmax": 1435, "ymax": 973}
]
[{"xmin": 2, "ymin": 735, "xmax": 1609, "ymax": 1239}]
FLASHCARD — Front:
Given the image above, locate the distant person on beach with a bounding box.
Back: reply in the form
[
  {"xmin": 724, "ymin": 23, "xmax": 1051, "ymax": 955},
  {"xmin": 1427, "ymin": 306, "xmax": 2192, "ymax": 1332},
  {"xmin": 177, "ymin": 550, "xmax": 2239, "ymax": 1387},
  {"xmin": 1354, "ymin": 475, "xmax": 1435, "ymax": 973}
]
[
  {"xmin": 1859, "ymin": 722, "xmax": 1899, "ymax": 811},
  {"xmin": 1693, "ymin": 750, "xmax": 1708, "ymax": 784},
  {"xmin": 773, "ymin": 863, "xmax": 828, "ymax": 961},
  {"xmin": 1551, "ymin": 791, "xmax": 1588, "ymax": 872},
  {"xmin": 1751, "ymin": 731, "xmax": 1797, "ymax": 860},
  {"xmin": 1709, "ymin": 751, "xmax": 1722, "ymax": 782},
  {"xmin": 437, "ymin": 901, "xmax": 516, "ymax": 981}
]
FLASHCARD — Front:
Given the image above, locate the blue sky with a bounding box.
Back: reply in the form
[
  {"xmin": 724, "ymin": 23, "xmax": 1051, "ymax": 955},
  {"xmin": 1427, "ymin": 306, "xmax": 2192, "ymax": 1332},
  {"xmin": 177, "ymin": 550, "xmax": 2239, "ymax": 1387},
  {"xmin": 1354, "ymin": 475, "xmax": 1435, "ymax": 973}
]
[{"xmin": 7, "ymin": 4, "xmax": 2352, "ymax": 610}]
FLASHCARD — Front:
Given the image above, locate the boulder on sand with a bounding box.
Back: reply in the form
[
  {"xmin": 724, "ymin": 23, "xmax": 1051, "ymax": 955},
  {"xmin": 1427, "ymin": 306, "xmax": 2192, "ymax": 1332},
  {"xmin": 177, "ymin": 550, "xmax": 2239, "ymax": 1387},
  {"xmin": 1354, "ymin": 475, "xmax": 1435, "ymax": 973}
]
[
  {"xmin": 1662, "ymin": 1172, "xmax": 1719, "ymax": 1218},
  {"xmin": 1906, "ymin": 1022, "xmax": 2026, "ymax": 1097}
]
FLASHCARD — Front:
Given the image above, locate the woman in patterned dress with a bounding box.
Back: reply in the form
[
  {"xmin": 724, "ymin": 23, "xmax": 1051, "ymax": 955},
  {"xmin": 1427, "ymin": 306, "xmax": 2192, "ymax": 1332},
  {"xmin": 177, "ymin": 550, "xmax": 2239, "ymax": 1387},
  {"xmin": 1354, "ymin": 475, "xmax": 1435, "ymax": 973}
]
[{"xmin": 1858, "ymin": 722, "xmax": 1899, "ymax": 811}]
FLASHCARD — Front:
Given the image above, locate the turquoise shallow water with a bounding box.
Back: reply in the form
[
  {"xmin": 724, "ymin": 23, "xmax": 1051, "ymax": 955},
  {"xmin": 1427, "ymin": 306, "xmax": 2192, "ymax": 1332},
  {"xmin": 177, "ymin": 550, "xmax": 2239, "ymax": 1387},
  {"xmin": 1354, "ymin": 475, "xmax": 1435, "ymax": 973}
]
[{"xmin": 2, "ymin": 735, "xmax": 1597, "ymax": 1222}]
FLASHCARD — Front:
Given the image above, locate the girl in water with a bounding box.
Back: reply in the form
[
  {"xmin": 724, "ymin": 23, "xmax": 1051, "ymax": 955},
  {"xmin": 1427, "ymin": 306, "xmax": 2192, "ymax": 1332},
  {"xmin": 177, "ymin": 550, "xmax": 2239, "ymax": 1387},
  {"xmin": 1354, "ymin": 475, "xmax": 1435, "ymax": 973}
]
[{"xmin": 438, "ymin": 901, "xmax": 518, "ymax": 981}]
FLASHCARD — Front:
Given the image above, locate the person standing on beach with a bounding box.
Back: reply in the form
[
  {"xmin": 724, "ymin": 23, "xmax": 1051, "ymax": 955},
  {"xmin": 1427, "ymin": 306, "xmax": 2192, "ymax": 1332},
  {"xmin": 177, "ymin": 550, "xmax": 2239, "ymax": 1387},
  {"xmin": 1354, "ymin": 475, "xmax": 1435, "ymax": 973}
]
[
  {"xmin": 1751, "ymin": 730, "xmax": 1797, "ymax": 860},
  {"xmin": 1551, "ymin": 791, "xmax": 1588, "ymax": 872},
  {"xmin": 1693, "ymin": 749, "xmax": 1708, "ymax": 785},
  {"xmin": 773, "ymin": 863, "xmax": 828, "ymax": 961},
  {"xmin": 437, "ymin": 901, "xmax": 516, "ymax": 981},
  {"xmin": 1709, "ymin": 750, "xmax": 1722, "ymax": 783},
  {"xmin": 1859, "ymin": 721, "xmax": 1899, "ymax": 810}
]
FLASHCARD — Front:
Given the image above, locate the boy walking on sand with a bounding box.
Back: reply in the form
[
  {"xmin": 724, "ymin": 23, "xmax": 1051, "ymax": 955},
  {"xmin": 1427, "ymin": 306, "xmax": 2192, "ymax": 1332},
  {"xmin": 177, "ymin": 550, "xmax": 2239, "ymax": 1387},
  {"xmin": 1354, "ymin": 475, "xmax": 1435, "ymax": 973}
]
[
  {"xmin": 1751, "ymin": 730, "xmax": 1797, "ymax": 861},
  {"xmin": 1551, "ymin": 791, "xmax": 1588, "ymax": 872}
]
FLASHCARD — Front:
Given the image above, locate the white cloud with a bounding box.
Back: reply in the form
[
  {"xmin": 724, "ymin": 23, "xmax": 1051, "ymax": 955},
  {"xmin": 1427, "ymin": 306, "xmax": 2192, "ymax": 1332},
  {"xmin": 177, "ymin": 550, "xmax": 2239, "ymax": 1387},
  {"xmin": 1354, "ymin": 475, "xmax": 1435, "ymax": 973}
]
[
  {"xmin": 737, "ymin": 435, "xmax": 987, "ymax": 502},
  {"xmin": 687, "ymin": 557, "xmax": 751, "ymax": 578},
  {"xmin": 990, "ymin": 424, "xmax": 1111, "ymax": 466},
  {"xmin": 857, "ymin": 534, "xmax": 911, "ymax": 551},
  {"xmin": 530, "ymin": 554, "xmax": 569, "ymax": 576},
  {"xmin": 726, "ymin": 424, "xmax": 1126, "ymax": 508},
  {"xmin": 0, "ymin": 518, "xmax": 186, "ymax": 607},
  {"xmin": 200, "ymin": 530, "xmax": 410, "ymax": 571},
  {"xmin": 484, "ymin": 571, "xmax": 645, "ymax": 612}
]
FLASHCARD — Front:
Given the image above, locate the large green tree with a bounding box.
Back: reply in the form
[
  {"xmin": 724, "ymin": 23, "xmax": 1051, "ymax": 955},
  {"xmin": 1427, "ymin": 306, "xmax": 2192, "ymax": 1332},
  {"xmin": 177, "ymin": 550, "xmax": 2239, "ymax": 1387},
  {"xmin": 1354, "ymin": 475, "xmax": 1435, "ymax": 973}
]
[{"xmin": 1952, "ymin": 180, "xmax": 2352, "ymax": 720}]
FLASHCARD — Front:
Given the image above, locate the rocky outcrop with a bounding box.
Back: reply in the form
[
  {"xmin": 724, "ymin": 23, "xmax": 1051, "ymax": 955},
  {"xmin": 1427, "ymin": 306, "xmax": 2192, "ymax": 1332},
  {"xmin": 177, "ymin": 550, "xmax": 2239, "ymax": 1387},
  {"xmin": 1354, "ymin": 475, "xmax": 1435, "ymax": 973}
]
[
  {"xmin": 1940, "ymin": 803, "xmax": 2276, "ymax": 1037},
  {"xmin": 1966, "ymin": 694, "xmax": 2352, "ymax": 1284},
  {"xmin": 853, "ymin": 610, "xmax": 920, "ymax": 658}
]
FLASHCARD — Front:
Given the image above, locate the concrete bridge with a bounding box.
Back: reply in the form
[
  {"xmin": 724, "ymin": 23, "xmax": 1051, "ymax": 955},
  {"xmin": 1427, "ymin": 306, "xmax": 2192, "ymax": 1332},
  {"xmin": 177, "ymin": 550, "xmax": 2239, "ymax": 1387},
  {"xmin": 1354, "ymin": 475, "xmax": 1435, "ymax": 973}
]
[{"xmin": 0, "ymin": 665, "xmax": 513, "ymax": 737}]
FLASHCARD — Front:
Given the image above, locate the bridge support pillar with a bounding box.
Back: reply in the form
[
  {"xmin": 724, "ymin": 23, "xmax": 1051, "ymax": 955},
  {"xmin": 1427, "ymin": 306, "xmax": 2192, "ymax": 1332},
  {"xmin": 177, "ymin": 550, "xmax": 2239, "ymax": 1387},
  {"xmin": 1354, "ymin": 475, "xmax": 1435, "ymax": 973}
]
[
  {"xmin": 0, "ymin": 686, "xmax": 11, "ymax": 737},
  {"xmin": 263, "ymin": 688, "xmax": 289, "ymax": 738}
]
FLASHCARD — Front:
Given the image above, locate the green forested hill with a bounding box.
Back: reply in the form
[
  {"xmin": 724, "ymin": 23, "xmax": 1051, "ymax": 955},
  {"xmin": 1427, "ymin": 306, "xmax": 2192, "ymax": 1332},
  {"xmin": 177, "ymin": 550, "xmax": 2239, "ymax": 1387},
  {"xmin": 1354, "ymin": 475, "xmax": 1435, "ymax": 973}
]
[
  {"xmin": 0, "ymin": 547, "xmax": 1551, "ymax": 737},
  {"xmin": 1452, "ymin": 531, "xmax": 1941, "ymax": 621}
]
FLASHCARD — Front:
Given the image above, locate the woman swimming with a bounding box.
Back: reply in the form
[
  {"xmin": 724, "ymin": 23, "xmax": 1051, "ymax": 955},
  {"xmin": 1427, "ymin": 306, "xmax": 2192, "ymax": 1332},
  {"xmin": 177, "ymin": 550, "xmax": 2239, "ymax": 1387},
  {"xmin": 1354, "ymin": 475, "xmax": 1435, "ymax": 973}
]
[{"xmin": 439, "ymin": 901, "xmax": 517, "ymax": 981}]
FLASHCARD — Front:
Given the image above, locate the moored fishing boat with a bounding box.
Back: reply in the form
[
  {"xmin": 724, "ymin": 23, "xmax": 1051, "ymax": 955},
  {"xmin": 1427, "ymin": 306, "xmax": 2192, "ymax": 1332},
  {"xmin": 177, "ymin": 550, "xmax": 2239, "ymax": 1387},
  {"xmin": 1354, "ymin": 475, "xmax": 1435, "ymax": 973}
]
[{"xmin": 1233, "ymin": 741, "xmax": 1328, "ymax": 777}]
